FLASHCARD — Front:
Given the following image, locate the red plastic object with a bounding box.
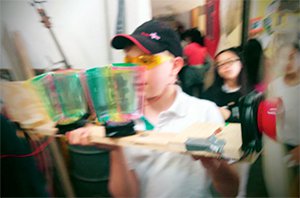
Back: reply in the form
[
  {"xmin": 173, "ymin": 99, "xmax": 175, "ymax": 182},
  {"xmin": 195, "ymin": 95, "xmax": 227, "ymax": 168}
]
[{"xmin": 257, "ymin": 98, "xmax": 283, "ymax": 140}]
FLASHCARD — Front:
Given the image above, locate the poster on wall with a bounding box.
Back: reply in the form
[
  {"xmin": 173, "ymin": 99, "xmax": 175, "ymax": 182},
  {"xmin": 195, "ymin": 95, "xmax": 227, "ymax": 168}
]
[
  {"xmin": 205, "ymin": 0, "xmax": 243, "ymax": 56},
  {"xmin": 204, "ymin": 0, "xmax": 220, "ymax": 57},
  {"xmin": 265, "ymin": 0, "xmax": 280, "ymax": 16},
  {"xmin": 217, "ymin": 0, "xmax": 243, "ymax": 53},
  {"xmin": 249, "ymin": 17, "xmax": 264, "ymax": 36},
  {"xmin": 249, "ymin": 0, "xmax": 299, "ymax": 58}
]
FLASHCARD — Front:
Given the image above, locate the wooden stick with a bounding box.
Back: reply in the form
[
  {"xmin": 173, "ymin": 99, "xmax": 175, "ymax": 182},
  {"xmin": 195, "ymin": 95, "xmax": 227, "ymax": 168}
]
[{"xmin": 13, "ymin": 31, "xmax": 35, "ymax": 79}]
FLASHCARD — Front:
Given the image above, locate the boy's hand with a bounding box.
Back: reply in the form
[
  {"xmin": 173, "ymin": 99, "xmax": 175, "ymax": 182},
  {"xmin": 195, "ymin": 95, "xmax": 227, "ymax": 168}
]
[
  {"xmin": 289, "ymin": 145, "xmax": 300, "ymax": 165},
  {"xmin": 219, "ymin": 107, "xmax": 231, "ymax": 120},
  {"xmin": 193, "ymin": 156, "xmax": 222, "ymax": 171},
  {"xmin": 66, "ymin": 126, "xmax": 93, "ymax": 145},
  {"xmin": 194, "ymin": 155, "xmax": 239, "ymax": 197},
  {"xmin": 284, "ymin": 145, "xmax": 300, "ymax": 167},
  {"xmin": 65, "ymin": 124, "xmax": 119, "ymax": 150}
]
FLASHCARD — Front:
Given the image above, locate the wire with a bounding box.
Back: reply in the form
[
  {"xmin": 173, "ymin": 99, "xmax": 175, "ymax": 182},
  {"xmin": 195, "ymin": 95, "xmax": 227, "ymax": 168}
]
[{"xmin": 0, "ymin": 136, "xmax": 54, "ymax": 159}]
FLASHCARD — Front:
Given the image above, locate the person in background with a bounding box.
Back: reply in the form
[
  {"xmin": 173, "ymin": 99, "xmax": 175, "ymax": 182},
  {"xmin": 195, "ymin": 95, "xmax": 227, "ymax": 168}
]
[
  {"xmin": 179, "ymin": 28, "xmax": 211, "ymax": 98},
  {"xmin": 263, "ymin": 42, "xmax": 300, "ymax": 197},
  {"xmin": 0, "ymin": 114, "xmax": 49, "ymax": 197},
  {"xmin": 175, "ymin": 21, "xmax": 185, "ymax": 41},
  {"xmin": 66, "ymin": 19, "xmax": 239, "ymax": 198},
  {"xmin": 202, "ymin": 47, "xmax": 249, "ymax": 122},
  {"xmin": 201, "ymin": 47, "xmax": 251, "ymax": 197}
]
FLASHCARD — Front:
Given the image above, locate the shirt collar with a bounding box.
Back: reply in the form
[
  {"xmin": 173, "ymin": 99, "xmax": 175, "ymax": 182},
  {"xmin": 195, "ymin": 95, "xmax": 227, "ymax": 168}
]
[
  {"xmin": 162, "ymin": 85, "xmax": 187, "ymax": 117},
  {"xmin": 221, "ymin": 84, "xmax": 241, "ymax": 93}
]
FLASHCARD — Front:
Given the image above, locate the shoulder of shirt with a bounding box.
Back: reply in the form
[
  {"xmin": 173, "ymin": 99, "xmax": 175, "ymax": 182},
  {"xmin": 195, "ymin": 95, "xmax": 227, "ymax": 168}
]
[
  {"xmin": 180, "ymin": 91, "xmax": 218, "ymax": 108},
  {"xmin": 271, "ymin": 76, "xmax": 284, "ymax": 84},
  {"xmin": 268, "ymin": 76, "xmax": 284, "ymax": 90},
  {"xmin": 177, "ymin": 90, "xmax": 224, "ymax": 124}
]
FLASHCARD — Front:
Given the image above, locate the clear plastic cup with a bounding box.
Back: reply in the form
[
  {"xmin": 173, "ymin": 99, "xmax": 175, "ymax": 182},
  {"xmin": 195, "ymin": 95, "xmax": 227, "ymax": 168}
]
[
  {"xmin": 110, "ymin": 63, "xmax": 145, "ymax": 122},
  {"xmin": 52, "ymin": 70, "xmax": 87, "ymax": 125},
  {"xmin": 84, "ymin": 64, "xmax": 145, "ymax": 123},
  {"xmin": 84, "ymin": 67, "xmax": 112, "ymax": 122},
  {"xmin": 30, "ymin": 72, "xmax": 62, "ymax": 121}
]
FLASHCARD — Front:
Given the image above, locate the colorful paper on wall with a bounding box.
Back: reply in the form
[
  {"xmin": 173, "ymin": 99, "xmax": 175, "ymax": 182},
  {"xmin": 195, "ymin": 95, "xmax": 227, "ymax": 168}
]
[{"xmin": 249, "ymin": 17, "xmax": 264, "ymax": 36}]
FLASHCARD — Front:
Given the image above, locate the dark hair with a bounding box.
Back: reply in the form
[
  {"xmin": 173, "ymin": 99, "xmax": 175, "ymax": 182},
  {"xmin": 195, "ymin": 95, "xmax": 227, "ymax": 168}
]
[
  {"xmin": 175, "ymin": 23, "xmax": 185, "ymax": 40},
  {"xmin": 293, "ymin": 42, "xmax": 299, "ymax": 51},
  {"xmin": 243, "ymin": 39, "xmax": 264, "ymax": 88},
  {"xmin": 212, "ymin": 47, "xmax": 249, "ymax": 95},
  {"xmin": 182, "ymin": 28, "xmax": 204, "ymax": 46}
]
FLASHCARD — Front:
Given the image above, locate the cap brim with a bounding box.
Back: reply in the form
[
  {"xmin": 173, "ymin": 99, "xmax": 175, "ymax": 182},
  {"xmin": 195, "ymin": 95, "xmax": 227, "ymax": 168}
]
[{"xmin": 111, "ymin": 34, "xmax": 154, "ymax": 54}]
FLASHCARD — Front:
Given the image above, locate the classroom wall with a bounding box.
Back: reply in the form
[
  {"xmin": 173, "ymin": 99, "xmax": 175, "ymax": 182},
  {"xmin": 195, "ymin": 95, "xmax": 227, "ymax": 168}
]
[{"xmin": 217, "ymin": 0, "xmax": 243, "ymax": 53}]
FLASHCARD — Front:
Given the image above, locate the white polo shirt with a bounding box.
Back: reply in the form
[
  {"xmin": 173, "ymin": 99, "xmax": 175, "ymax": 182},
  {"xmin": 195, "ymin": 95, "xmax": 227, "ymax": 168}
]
[
  {"xmin": 269, "ymin": 77, "xmax": 300, "ymax": 146},
  {"xmin": 125, "ymin": 86, "xmax": 224, "ymax": 198}
]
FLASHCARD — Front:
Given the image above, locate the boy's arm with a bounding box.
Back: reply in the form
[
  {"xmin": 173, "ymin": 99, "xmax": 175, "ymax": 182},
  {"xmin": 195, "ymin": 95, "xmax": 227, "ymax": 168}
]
[
  {"xmin": 66, "ymin": 126, "xmax": 139, "ymax": 198},
  {"xmin": 200, "ymin": 157, "xmax": 239, "ymax": 197},
  {"xmin": 109, "ymin": 147, "xmax": 139, "ymax": 198}
]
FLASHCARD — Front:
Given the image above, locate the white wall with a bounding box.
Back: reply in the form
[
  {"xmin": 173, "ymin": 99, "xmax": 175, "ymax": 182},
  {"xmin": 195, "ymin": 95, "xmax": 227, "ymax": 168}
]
[
  {"xmin": 174, "ymin": 12, "xmax": 191, "ymax": 30},
  {"xmin": 108, "ymin": 0, "xmax": 153, "ymax": 63},
  {"xmin": 0, "ymin": 0, "xmax": 151, "ymax": 71}
]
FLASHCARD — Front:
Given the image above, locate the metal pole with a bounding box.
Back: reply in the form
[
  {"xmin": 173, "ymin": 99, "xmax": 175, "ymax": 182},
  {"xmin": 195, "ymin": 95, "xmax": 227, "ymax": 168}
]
[
  {"xmin": 241, "ymin": 0, "xmax": 250, "ymax": 47},
  {"xmin": 48, "ymin": 28, "xmax": 71, "ymax": 69},
  {"xmin": 30, "ymin": 0, "xmax": 71, "ymax": 69}
]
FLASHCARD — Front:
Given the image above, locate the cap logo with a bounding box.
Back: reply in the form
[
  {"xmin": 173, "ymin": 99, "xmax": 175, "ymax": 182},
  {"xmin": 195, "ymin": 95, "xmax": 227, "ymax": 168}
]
[{"xmin": 141, "ymin": 32, "xmax": 161, "ymax": 40}]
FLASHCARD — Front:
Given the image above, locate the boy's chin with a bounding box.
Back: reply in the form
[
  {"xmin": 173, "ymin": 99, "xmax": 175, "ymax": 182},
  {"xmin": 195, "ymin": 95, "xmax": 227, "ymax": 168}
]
[{"xmin": 145, "ymin": 93, "xmax": 161, "ymax": 101}]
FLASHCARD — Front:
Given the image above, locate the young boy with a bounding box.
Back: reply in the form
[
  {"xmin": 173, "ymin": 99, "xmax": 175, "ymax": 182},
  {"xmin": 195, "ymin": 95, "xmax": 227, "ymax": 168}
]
[{"xmin": 67, "ymin": 19, "xmax": 239, "ymax": 198}]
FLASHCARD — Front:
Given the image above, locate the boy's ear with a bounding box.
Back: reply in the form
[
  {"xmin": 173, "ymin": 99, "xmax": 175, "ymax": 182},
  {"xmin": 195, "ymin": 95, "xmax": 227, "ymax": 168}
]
[{"xmin": 172, "ymin": 57, "xmax": 184, "ymax": 75}]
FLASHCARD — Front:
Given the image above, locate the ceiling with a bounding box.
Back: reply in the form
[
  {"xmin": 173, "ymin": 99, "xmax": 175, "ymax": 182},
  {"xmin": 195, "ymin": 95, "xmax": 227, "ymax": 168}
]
[{"xmin": 151, "ymin": 0, "xmax": 205, "ymax": 17}]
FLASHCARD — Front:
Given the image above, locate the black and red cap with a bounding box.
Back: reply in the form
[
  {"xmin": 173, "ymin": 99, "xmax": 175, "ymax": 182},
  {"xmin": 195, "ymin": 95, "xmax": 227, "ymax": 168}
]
[{"xmin": 111, "ymin": 19, "xmax": 183, "ymax": 57}]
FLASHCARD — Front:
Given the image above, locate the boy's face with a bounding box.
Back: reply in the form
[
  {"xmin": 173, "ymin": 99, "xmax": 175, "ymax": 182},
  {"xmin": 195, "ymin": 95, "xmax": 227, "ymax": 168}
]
[{"xmin": 124, "ymin": 45, "xmax": 181, "ymax": 100}]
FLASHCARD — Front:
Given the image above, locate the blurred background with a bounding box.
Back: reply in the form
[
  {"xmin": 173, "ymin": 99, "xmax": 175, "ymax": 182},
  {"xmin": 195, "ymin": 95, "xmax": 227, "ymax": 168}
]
[
  {"xmin": 1, "ymin": 0, "xmax": 298, "ymax": 80},
  {"xmin": 0, "ymin": 0, "xmax": 299, "ymax": 197}
]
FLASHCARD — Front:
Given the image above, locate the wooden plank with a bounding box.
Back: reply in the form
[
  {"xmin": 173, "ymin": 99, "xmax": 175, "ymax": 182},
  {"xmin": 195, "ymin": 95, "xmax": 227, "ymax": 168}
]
[
  {"xmin": 13, "ymin": 32, "xmax": 35, "ymax": 79},
  {"xmin": 89, "ymin": 122, "xmax": 244, "ymax": 160},
  {"xmin": 2, "ymin": 26, "xmax": 23, "ymax": 80},
  {"xmin": 49, "ymin": 139, "xmax": 75, "ymax": 197}
]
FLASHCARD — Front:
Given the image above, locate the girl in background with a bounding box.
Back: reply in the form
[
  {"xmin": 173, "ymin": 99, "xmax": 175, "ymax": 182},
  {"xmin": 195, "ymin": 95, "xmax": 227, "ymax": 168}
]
[
  {"xmin": 202, "ymin": 47, "xmax": 251, "ymax": 197},
  {"xmin": 202, "ymin": 47, "xmax": 249, "ymax": 122}
]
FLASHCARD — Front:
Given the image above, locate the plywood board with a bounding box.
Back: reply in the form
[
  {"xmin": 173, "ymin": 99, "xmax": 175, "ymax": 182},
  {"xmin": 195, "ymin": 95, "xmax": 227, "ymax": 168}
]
[{"xmin": 89, "ymin": 122, "xmax": 244, "ymax": 160}]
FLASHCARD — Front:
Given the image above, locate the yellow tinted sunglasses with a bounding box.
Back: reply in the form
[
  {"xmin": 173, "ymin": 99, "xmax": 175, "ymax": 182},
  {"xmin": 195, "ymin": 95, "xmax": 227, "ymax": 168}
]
[{"xmin": 124, "ymin": 54, "xmax": 172, "ymax": 70}]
